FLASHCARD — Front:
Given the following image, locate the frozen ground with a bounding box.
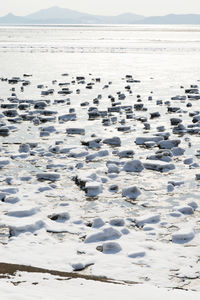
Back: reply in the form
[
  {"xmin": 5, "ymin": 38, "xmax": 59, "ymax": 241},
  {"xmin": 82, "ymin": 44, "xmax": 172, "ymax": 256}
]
[
  {"xmin": 0, "ymin": 273, "xmax": 199, "ymax": 300},
  {"xmin": 0, "ymin": 25, "xmax": 200, "ymax": 298}
]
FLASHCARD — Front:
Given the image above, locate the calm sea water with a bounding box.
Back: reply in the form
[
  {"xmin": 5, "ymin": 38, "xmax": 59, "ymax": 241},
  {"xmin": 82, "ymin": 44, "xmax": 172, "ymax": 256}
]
[
  {"xmin": 0, "ymin": 25, "xmax": 199, "ymax": 92},
  {"xmin": 0, "ymin": 25, "xmax": 200, "ymax": 53}
]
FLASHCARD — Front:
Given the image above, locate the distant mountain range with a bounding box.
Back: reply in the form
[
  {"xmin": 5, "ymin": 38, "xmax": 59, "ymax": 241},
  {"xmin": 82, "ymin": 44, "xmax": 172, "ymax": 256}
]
[{"xmin": 0, "ymin": 6, "xmax": 200, "ymax": 25}]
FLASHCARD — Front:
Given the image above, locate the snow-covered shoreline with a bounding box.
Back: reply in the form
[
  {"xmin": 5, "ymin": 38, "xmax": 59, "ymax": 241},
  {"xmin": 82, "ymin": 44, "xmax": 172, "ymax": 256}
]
[{"xmin": 0, "ymin": 25, "xmax": 200, "ymax": 298}]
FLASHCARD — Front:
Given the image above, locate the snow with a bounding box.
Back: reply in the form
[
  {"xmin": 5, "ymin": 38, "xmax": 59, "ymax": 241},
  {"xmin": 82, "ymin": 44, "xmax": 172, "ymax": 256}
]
[{"xmin": 0, "ymin": 276, "xmax": 198, "ymax": 300}]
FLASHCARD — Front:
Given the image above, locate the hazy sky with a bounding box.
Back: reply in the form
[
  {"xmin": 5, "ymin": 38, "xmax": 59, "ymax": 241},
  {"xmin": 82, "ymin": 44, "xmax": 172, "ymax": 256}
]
[{"xmin": 0, "ymin": 0, "xmax": 200, "ymax": 17}]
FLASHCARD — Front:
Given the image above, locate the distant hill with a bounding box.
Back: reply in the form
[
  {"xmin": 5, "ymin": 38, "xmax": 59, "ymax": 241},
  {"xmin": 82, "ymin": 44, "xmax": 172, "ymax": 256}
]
[
  {"xmin": 26, "ymin": 6, "xmax": 101, "ymax": 24},
  {"xmin": 0, "ymin": 7, "xmax": 144, "ymax": 24},
  {"xmin": 136, "ymin": 14, "xmax": 200, "ymax": 24},
  {"xmin": 0, "ymin": 7, "xmax": 199, "ymax": 25},
  {"xmin": 0, "ymin": 13, "xmax": 27, "ymax": 24}
]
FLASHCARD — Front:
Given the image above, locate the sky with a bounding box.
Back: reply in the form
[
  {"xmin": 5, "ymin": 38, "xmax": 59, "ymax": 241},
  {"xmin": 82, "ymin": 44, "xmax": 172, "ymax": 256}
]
[{"xmin": 0, "ymin": 0, "xmax": 200, "ymax": 17}]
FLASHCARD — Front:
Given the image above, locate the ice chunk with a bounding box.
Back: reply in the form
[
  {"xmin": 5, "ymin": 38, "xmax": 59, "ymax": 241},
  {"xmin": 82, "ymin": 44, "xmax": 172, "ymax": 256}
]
[
  {"xmin": 143, "ymin": 160, "xmax": 175, "ymax": 172},
  {"xmin": 103, "ymin": 136, "xmax": 121, "ymax": 146},
  {"xmin": 71, "ymin": 262, "xmax": 85, "ymax": 271},
  {"xmin": 183, "ymin": 157, "xmax": 193, "ymax": 165},
  {"xmin": 135, "ymin": 136, "xmax": 163, "ymax": 145},
  {"xmin": 92, "ymin": 218, "xmax": 105, "ymax": 228},
  {"xmin": 18, "ymin": 143, "xmax": 30, "ymax": 153},
  {"xmin": 58, "ymin": 113, "xmax": 76, "ymax": 122},
  {"xmin": 109, "ymin": 218, "xmax": 125, "ymax": 227},
  {"xmin": 123, "ymin": 160, "xmax": 144, "ymax": 172},
  {"xmin": 122, "ymin": 186, "xmax": 141, "ymax": 199},
  {"xmin": 188, "ymin": 201, "xmax": 198, "ymax": 210},
  {"xmin": 109, "ymin": 184, "xmax": 119, "ymax": 193},
  {"xmin": 0, "ymin": 159, "xmax": 10, "ymax": 169},
  {"xmin": 66, "ymin": 128, "xmax": 85, "ymax": 135},
  {"xmin": 175, "ymin": 205, "xmax": 194, "ymax": 215},
  {"xmin": 68, "ymin": 148, "xmax": 88, "ymax": 158},
  {"xmin": 4, "ymin": 196, "xmax": 20, "ymax": 204},
  {"xmin": 0, "ymin": 188, "xmax": 18, "ymax": 194},
  {"xmin": 172, "ymin": 147, "xmax": 185, "ymax": 156},
  {"xmin": 118, "ymin": 149, "xmax": 134, "ymax": 158},
  {"xmin": 107, "ymin": 164, "xmax": 120, "ymax": 174},
  {"xmin": 158, "ymin": 139, "xmax": 181, "ymax": 149}
]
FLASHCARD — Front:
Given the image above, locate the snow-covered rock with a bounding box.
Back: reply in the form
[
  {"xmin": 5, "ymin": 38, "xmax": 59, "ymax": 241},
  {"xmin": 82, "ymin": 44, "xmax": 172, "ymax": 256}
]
[
  {"xmin": 102, "ymin": 242, "xmax": 122, "ymax": 254},
  {"xmin": 122, "ymin": 186, "xmax": 141, "ymax": 199},
  {"xmin": 158, "ymin": 139, "xmax": 181, "ymax": 149},
  {"xmin": 175, "ymin": 205, "xmax": 194, "ymax": 215},
  {"xmin": 92, "ymin": 218, "xmax": 105, "ymax": 228},
  {"xmin": 135, "ymin": 136, "xmax": 163, "ymax": 145},
  {"xmin": 118, "ymin": 149, "xmax": 134, "ymax": 158},
  {"xmin": 123, "ymin": 160, "xmax": 144, "ymax": 172},
  {"xmin": 58, "ymin": 113, "xmax": 76, "ymax": 122},
  {"xmin": 143, "ymin": 160, "xmax": 175, "ymax": 172},
  {"xmin": 36, "ymin": 172, "xmax": 60, "ymax": 181},
  {"xmin": 85, "ymin": 182, "xmax": 102, "ymax": 197},
  {"xmin": 0, "ymin": 159, "xmax": 10, "ymax": 169},
  {"xmin": 18, "ymin": 143, "xmax": 30, "ymax": 153},
  {"xmin": 66, "ymin": 128, "xmax": 85, "ymax": 135},
  {"xmin": 68, "ymin": 148, "xmax": 88, "ymax": 158},
  {"xmin": 103, "ymin": 136, "xmax": 121, "ymax": 146},
  {"xmin": 109, "ymin": 218, "xmax": 125, "ymax": 227},
  {"xmin": 135, "ymin": 214, "xmax": 160, "ymax": 226},
  {"xmin": 172, "ymin": 147, "xmax": 185, "ymax": 156},
  {"xmin": 172, "ymin": 228, "xmax": 195, "ymax": 243},
  {"xmin": 107, "ymin": 164, "xmax": 120, "ymax": 174}
]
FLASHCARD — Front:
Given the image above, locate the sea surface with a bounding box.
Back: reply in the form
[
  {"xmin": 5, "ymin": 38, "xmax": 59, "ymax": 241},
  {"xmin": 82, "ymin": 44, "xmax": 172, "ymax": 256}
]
[
  {"xmin": 0, "ymin": 24, "xmax": 200, "ymax": 53},
  {"xmin": 0, "ymin": 25, "xmax": 200, "ymax": 93}
]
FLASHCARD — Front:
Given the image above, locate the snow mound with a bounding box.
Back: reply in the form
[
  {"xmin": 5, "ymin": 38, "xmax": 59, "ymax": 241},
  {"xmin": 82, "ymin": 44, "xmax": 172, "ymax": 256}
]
[
  {"xmin": 135, "ymin": 214, "xmax": 160, "ymax": 226},
  {"xmin": 7, "ymin": 206, "xmax": 39, "ymax": 218},
  {"xmin": 172, "ymin": 228, "xmax": 195, "ymax": 243},
  {"xmin": 85, "ymin": 227, "xmax": 122, "ymax": 243}
]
